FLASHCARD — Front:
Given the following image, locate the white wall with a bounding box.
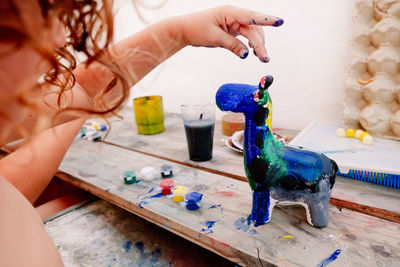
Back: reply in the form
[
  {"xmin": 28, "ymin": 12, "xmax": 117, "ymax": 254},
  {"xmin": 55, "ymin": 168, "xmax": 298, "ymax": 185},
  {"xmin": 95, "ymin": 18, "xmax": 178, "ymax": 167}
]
[{"xmin": 113, "ymin": 0, "xmax": 354, "ymax": 130}]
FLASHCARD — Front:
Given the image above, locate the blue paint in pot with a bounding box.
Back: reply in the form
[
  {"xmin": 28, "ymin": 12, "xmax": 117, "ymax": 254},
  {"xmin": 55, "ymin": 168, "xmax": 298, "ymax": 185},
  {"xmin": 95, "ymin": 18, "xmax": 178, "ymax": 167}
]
[{"xmin": 185, "ymin": 192, "xmax": 203, "ymax": 210}]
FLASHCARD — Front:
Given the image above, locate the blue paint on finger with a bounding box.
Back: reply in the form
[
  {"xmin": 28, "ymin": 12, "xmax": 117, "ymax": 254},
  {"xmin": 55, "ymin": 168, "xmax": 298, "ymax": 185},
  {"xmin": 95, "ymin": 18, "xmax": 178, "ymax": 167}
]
[{"xmin": 273, "ymin": 19, "xmax": 284, "ymax": 27}]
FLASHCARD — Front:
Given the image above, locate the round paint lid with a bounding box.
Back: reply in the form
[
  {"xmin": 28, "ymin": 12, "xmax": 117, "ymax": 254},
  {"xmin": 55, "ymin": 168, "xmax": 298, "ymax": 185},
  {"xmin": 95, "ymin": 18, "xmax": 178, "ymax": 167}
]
[
  {"xmin": 123, "ymin": 170, "xmax": 136, "ymax": 177},
  {"xmin": 172, "ymin": 185, "xmax": 188, "ymax": 195},
  {"xmin": 160, "ymin": 164, "xmax": 173, "ymax": 177},
  {"xmin": 159, "ymin": 178, "xmax": 175, "ymax": 189},
  {"xmin": 185, "ymin": 192, "xmax": 203, "ymax": 203}
]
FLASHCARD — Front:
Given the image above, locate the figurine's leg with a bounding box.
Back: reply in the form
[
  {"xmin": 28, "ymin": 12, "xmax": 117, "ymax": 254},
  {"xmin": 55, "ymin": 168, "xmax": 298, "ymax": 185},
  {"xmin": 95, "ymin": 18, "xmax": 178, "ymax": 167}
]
[
  {"xmin": 304, "ymin": 191, "xmax": 331, "ymax": 228},
  {"xmin": 251, "ymin": 190, "xmax": 272, "ymax": 224}
]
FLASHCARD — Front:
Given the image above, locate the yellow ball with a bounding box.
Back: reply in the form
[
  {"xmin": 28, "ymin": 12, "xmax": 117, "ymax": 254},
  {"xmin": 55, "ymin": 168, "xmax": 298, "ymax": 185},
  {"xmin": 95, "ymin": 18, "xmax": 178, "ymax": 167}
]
[
  {"xmin": 362, "ymin": 134, "xmax": 373, "ymax": 145},
  {"xmin": 346, "ymin": 128, "xmax": 355, "ymax": 138},
  {"xmin": 354, "ymin": 129, "xmax": 364, "ymax": 139},
  {"xmin": 359, "ymin": 131, "xmax": 369, "ymax": 141},
  {"xmin": 336, "ymin": 128, "xmax": 346, "ymax": 137}
]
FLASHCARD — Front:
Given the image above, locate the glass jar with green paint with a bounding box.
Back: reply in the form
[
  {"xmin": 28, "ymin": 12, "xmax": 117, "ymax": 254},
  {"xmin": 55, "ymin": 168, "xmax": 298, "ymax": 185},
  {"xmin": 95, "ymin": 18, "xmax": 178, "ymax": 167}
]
[{"xmin": 133, "ymin": 95, "xmax": 165, "ymax": 135}]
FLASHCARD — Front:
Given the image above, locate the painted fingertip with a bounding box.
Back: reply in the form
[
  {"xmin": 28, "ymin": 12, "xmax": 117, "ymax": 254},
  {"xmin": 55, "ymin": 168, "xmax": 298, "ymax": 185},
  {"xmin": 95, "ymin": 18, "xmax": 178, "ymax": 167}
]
[
  {"xmin": 260, "ymin": 56, "xmax": 270, "ymax": 63},
  {"xmin": 273, "ymin": 19, "xmax": 284, "ymax": 27},
  {"xmin": 240, "ymin": 49, "xmax": 249, "ymax": 59}
]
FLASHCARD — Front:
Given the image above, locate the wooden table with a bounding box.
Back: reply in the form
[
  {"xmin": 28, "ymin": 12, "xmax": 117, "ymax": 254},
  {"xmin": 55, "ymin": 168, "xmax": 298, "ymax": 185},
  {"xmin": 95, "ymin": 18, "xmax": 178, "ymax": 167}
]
[
  {"xmin": 54, "ymin": 107, "xmax": 400, "ymax": 266},
  {"xmin": 45, "ymin": 199, "xmax": 233, "ymax": 266}
]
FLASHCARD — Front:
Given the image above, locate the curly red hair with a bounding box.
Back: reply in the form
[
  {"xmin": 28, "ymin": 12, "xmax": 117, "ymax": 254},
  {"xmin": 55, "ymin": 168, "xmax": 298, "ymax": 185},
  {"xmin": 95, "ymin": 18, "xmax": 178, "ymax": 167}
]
[{"xmin": 0, "ymin": 0, "xmax": 128, "ymax": 121}]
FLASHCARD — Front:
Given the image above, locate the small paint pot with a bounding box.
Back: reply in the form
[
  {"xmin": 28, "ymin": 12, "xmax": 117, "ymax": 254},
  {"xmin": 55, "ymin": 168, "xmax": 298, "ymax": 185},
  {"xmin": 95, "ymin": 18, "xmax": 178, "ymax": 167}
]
[
  {"xmin": 88, "ymin": 131, "xmax": 101, "ymax": 142},
  {"xmin": 133, "ymin": 96, "xmax": 164, "ymax": 135},
  {"xmin": 160, "ymin": 178, "xmax": 175, "ymax": 195},
  {"xmin": 92, "ymin": 122, "xmax": 100, "ymax": 131},
  {"xmin": 160, "ymin": 165, "xmax": 173, "ymax": 178},
  {"xmin": 123, "ymin": 170, "xmax": 136, "ymax": 184},
  {"xmin": 100, "ymin": 123, "xmax": 108, "ymax": 132},
  {"xmin": 80, "ymin": 127, "xmax": 87, "ymax": 138},
  {"xmin": 172, "ymin": 185, "xmax": 188, "ymax": 203},
  {"xmin": 185, "ymin": 192, "xmax": 203, "ymax": 210}
]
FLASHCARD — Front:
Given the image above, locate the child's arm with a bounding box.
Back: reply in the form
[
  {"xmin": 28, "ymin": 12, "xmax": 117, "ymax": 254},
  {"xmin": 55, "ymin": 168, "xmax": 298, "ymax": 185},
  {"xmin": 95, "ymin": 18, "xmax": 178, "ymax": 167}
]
[
  {"xmin": 6, "ymin": 6, "xmax": 283, "ymax": 143},
  {"xmin": 76, "ymin": 6, "xmax": 283, "ymax": 97},
  {"xmin": 0, "ymin": 118, "xmax": 86, "ymax": 204}
]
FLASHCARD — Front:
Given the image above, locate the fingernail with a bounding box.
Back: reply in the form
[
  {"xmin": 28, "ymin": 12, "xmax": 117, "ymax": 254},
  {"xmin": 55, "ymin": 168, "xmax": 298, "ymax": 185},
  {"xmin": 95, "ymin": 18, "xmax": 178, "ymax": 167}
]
[
  {"xmin": 240, "ymin": 49, "xmax": 249, "ymax": 59},
  {"xmin": 260, "ymin": 56, "xmax": 270, "ymax": 63},
  {"xmin": 273, "ymin": 19, "xmax": 284, "ymax": 27}
]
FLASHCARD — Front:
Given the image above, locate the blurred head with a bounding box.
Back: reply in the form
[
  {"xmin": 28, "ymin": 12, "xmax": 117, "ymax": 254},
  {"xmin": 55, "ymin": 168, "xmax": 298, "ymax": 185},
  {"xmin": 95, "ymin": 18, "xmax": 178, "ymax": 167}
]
[{"xmin": 0, "ymin": 0, "xmax": 123, "ymax": 143}]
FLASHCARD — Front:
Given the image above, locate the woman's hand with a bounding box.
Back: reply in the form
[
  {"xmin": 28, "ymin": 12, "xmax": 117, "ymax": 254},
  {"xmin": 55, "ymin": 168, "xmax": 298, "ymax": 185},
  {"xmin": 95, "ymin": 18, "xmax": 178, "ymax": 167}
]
[{"xmin": 177, "ymin": 5, "xmax": 284, "ymax": 63}]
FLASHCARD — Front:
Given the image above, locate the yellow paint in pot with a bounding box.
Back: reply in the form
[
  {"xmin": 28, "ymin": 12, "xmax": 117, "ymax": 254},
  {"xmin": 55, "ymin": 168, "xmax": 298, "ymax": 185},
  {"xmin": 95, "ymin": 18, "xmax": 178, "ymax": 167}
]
[
  {"xmin": 133, "ymin": 96, "xmax": 165, "ymax": 135},
  {"xmin": 172, "ymin": 185, "xmax": 188, "ymax": 203}
]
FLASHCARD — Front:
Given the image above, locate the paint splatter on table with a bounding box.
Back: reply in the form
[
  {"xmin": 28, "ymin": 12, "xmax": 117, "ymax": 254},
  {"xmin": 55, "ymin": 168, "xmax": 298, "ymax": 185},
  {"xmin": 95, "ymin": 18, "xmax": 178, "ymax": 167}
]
[
  {"xmin": 45, "ymin": 200, "xmax": 233, "ymax": 267},
  {"xmin": 56, "ymin": 138, "xmax": 400, "ymax": 266}
]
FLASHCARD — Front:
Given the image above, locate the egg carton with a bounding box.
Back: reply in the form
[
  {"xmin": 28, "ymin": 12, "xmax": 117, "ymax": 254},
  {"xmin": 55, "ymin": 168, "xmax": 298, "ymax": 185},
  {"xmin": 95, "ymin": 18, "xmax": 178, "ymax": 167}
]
[{"xmin": 344, "ymin": 0, "xmax": 400, "ymax": 140}]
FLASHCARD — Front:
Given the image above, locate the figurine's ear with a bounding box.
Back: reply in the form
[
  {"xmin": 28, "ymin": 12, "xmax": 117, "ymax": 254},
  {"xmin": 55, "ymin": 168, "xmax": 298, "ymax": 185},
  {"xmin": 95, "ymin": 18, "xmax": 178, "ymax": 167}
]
[{"xmin": 259, "ymin": 75, "xmax": 274, "ymax": 90}]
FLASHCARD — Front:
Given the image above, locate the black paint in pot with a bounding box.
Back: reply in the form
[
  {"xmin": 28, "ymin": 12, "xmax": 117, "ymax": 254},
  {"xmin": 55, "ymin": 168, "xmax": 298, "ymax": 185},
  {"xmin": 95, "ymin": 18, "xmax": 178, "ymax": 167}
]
[{"xmin": 184, "ymin": 119, "xmax": 214, "ymax": 161}]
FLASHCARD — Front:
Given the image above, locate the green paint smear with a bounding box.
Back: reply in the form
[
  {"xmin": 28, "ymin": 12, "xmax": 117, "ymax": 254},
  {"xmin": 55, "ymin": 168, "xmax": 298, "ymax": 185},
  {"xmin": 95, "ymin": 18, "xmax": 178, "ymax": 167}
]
[{"xmin": 244, "ymin": 131, "xmax": 288, "ymax": 190}]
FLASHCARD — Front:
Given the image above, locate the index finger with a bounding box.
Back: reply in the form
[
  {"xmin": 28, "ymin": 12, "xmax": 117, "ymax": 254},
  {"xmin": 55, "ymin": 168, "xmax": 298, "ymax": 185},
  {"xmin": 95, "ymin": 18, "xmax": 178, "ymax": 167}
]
[{"xmin": 226, "ymin": 6, "xmax": 284, "ymax": 27}]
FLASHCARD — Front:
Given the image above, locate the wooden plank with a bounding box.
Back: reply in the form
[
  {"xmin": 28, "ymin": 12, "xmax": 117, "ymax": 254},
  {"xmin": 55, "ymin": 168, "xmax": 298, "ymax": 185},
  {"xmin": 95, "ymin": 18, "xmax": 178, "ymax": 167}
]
[
  {"xmin": 57, "ymin": 138, "xmax": 400, "ymax": 266},
  {"xmin": 102, "ymin": 107, "xmax": 400, "ymax": 221},
  {"xmin": 45, "ymin": 199, "xmax": 233, "ymax": 266}
]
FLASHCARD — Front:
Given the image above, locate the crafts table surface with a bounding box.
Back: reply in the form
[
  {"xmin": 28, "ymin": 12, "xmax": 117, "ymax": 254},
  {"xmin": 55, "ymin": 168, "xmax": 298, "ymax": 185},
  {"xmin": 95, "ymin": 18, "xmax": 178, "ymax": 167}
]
[
  {"xmin": 56, "ymin": 111, "xmax": 400, "ymax": 266},
  {"xmin": 45, "ymin": 199, "xmax": 232, "ymax": 266}
]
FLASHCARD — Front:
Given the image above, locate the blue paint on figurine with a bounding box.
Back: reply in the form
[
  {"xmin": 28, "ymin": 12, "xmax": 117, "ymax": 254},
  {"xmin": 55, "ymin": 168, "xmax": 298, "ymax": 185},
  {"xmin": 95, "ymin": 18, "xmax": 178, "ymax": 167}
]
[{"xmin": 216, "ymin": 75, "xmax": 337, "ymax": 227}]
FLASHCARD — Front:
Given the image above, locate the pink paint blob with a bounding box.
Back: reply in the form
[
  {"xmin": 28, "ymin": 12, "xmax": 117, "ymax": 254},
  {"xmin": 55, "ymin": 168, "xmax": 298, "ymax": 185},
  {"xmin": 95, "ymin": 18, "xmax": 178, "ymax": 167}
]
[{"xmin": 215, "ymin": 190, "xmax": 236, "ymax": 197}]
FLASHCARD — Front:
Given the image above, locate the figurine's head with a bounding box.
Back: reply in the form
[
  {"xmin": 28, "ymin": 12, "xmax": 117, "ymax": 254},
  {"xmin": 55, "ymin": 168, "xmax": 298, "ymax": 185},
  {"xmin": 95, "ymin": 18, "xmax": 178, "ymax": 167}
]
[{"xmin": 216, "ymin": 75, "xmax": 273, "ymax": 120}]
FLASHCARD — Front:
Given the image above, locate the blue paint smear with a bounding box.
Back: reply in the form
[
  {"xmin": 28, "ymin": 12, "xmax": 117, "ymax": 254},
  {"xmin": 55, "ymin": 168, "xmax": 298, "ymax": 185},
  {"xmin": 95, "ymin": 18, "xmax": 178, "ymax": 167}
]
[
  {"xmin": 205, "ymin": 220, "xmax": 216, "ymax": 228},
  {"xmin": 208, "ymin": 204, "xmax": 222, "ymax": 209},
  {"xmin": 123, "ymin": 241, "xmax": 132, "ymax": 252},
  {"xmin": 233, "ymin": 216, "xmax": 251, "ymax": 232},
  {"xmin": 138, "ymin": 192, "xmax": 162, "ymax": 208},
  {"xmin": 150, "ymin": 192, "xmax": 163, "ymax": 198},
  {"xmin": 319, "ymin": 249, "xmax": 341, "ymax": 267},
  {"xmin": 151, "ymin": 248, "xmax": 161, "ymax": 264},
  {"xmin": 134, "ymin": 241, "xmax": 144, "ymax": 255},
  {"xmin": 148, "ymin": 187, "xmax": 155, "ymax": 194},
  {"xmin": 201, "ymin": 220, "xmax": 217, "ymax": 234},
  {"xmin": 249, "ymin": 229, "xmax": 258, "ymax": 235}
]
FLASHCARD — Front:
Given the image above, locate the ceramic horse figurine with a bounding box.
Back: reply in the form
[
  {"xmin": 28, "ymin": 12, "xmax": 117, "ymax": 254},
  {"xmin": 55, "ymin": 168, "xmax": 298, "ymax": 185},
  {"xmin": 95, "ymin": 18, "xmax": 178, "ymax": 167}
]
[{"xmin": 216, "ymin": 75, "xmax": 338, "ymax": 228}]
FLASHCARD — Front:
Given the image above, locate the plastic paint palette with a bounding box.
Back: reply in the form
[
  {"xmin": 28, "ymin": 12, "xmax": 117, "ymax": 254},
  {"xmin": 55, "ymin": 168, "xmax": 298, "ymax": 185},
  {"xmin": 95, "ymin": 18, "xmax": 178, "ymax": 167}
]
[{"xmin": 290, "ymin": 121, "xmax": 400, "ymax": 188}]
